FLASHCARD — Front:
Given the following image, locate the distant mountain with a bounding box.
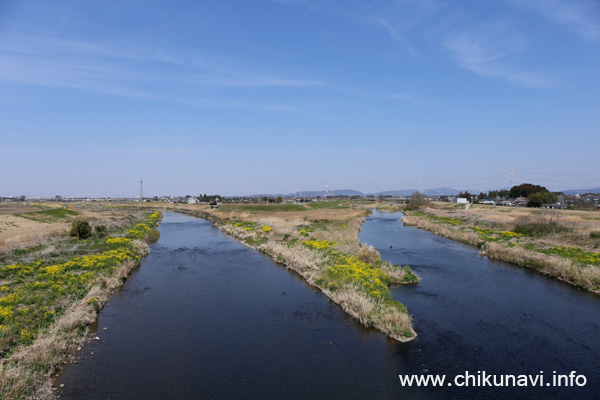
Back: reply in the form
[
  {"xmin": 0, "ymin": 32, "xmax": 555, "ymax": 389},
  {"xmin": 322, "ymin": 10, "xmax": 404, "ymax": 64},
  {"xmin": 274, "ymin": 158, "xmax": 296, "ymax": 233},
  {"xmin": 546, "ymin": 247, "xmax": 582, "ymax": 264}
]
[
  {"xmin": 562, "ymin": 188, "xmax": 600, "ymax": 195},
  {"xmin": 377, "ymin": 187, "xmax": 460, "ymax": 196},
  {"xmin": 250, "ymin": 189, "xmax": 364, "ymax": 198},
  {"xmin": 251, "ymin": 187, "xmax": 462, "ymax": 198}
]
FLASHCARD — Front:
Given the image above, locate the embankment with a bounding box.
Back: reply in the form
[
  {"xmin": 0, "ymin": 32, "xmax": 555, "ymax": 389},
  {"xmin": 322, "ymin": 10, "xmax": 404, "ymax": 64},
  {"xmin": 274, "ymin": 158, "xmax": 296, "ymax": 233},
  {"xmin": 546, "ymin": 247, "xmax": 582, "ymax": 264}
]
[{"xmin": 402, "ymin": 212, "xmax": 600, "ymax": 294}]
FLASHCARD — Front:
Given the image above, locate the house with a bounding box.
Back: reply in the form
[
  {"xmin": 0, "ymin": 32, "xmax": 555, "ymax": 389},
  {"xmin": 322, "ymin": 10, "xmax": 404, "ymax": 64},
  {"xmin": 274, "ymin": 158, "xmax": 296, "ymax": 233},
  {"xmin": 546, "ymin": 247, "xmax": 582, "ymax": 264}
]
[
  {"xmin": 187, "ymin": 197, "xmax": 199, "ymax": 204},
  {"xmin": 456, "ymin": 197, "xmax": 468, "ymax": 204},
  {"xmin": 513, "ymin": 197, "xmax": 529, "ymax": 207}
]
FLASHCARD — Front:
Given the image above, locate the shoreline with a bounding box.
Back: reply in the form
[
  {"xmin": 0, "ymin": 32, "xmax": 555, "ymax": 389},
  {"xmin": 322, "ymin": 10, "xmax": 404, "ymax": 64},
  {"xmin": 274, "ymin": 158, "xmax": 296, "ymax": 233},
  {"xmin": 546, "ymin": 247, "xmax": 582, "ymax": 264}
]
[
  {"xmin": 0, "ymin": 211, "xmax": 162, "ymax": 399},
  {"xmin": 402, "ymin": 211, "xmax": 600, "ymax": 294}
]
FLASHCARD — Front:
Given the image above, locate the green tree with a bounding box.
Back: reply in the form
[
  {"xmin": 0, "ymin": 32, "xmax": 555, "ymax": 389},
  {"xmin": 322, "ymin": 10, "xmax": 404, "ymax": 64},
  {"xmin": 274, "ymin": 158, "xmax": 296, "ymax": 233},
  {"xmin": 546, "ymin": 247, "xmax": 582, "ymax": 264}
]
[
  {"xmin": 528, "ymin": 192, "xmax": 558, "ymax": 207},
  {"xmin": 509, "ymin": 183, "xmax": 549, "ymax": 198}
]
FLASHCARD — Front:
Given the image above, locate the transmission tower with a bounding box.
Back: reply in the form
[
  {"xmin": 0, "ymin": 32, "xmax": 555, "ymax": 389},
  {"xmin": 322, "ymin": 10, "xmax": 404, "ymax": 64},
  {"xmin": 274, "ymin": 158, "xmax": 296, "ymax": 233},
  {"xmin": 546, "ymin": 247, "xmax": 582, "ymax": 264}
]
[
  {"xmin": 509, "ymin": 167, "xmax": 517, "ymax": 185},
  {"xmin": 417, "ymin": 173, "xmax": 424, "ymax": 194},
  {"xmin": 140, "ymin": 180, "xmax": 144, "ymax": 201},
  {"xmin": 325, "ymin": 183, "xmax": 329, "ymax": 198}
]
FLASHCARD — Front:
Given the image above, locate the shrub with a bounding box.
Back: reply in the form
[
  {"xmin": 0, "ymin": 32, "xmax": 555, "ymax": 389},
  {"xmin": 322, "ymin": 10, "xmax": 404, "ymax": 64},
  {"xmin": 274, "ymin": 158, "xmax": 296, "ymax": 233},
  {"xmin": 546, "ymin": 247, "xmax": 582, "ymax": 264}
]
[
  {"xmin": 357, "ymin": 244, "xmax": 380, "ymax": 264},
  {"xmin": 514, "ymin": 212, "xmax": 566, "ymax": 237},
  {"xmin": 70, "ymin": 219, "xmax": 92, "ymax": 240},
  {"xmin": 146, "ymin": 228, "xmax": 160, "ymax": 243},
  {"xmin": 94, "ymin": 225, "xmax": 108, "ymax": 238},
  {"xmin": 591, "ymin": 231, "xmax": 600, "ymax": 239}
]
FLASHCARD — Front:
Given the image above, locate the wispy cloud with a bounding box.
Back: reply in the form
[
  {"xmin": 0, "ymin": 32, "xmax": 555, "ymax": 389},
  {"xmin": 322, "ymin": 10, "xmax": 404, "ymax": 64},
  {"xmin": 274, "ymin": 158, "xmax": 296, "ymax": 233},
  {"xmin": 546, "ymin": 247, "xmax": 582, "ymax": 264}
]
[
  {"xmin": 0, "ymin": 34, "xmax": 322, "ymax": 108},
  {"xmin": 377, "ymin": 18, "xmax": 418, "ymax": 56},
  {"xmin": 443, "ymin": 24, "xmax": 557, "ymax": 87},
  {"xmin": 509, "ymin": 0, "xmax": 600, "ymax": 44}
]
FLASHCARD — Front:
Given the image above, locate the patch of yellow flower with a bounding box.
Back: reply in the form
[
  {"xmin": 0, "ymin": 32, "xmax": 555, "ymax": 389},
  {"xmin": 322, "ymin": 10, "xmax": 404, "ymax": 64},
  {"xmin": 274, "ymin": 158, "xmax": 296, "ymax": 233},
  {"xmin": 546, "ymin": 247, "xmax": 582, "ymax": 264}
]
[
  {"xmin": 322, "ymin": 256, "xmax": 392, "ymax": 301},
  {"xmin": 302, "ymin": 240, "xmax": 336, "ymax": 250},
  {"xmin": 106, "ymin": 237, "xmax": 131, "ymax": 245},
  {"xmin": 0, "ymin": 211, "xmax": 161, "ymax": 355}
]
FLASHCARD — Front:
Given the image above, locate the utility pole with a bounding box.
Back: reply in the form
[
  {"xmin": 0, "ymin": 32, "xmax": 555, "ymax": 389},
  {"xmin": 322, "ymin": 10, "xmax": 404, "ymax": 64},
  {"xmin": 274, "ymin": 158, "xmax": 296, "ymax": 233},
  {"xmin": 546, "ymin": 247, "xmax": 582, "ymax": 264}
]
[{"xmin": 140, "ymin": 180, "xmax": 143, "ymax": 202}]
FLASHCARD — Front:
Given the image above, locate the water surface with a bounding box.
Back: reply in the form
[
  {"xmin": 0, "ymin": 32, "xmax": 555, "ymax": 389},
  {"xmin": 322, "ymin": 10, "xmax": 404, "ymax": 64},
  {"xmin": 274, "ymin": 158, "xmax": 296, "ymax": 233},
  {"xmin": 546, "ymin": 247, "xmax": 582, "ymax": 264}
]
[{"xmin": 55, "ymin": 210, "xmax": 600, "ymax": 399}]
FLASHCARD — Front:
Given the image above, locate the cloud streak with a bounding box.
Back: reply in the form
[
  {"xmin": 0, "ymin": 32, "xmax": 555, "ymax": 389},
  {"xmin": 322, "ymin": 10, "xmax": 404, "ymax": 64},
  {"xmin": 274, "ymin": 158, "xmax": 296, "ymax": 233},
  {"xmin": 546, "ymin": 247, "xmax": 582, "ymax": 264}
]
[
  {"xmin": 509, "ymin": 0, "xmax": 600, "ymax": 44},
  {"xmin": 377, "ymin": 18, "xmax": 418, "ymax": 56},
  {"xmin": 442, "ymin": 24, "xmax": 557, "ymax": 87},
  {"xmin": 0, "ymin": 34, "xmax": 323, "ymax": 109}
]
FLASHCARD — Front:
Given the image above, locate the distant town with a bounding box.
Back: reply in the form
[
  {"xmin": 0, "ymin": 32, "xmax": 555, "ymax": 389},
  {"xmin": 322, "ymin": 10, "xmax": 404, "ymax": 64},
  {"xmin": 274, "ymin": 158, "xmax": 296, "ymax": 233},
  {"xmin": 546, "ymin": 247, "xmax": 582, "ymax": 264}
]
[{"xmin": 2, "ymin": 186, "xmax": 599, "ymax": 211}]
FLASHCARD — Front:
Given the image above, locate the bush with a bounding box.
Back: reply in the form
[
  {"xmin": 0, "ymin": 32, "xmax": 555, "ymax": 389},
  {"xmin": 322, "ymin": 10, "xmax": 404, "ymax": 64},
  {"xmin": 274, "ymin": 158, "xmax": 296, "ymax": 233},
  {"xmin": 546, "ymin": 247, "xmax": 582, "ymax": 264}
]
[
  {"xmin": 70, "ymin": 219, "xmax": 92, "ymax": 240},
  {"xmin": 406, "ymin": 192, "xmax": 429, "ymax": 210},
  {"xmin": 94, "ymin": 225, "xmax": 108, "ymax": 238},
  {"xmin": 591, "ymin": 231, "xmax": 600, "ymax": 239},
  {"xmin": 146, "ymin": 228, "xmax": 160, "ymax": 243},
  {"xmin": 514, "ymin": 212, "xmax": 566, "ymax": 237}
]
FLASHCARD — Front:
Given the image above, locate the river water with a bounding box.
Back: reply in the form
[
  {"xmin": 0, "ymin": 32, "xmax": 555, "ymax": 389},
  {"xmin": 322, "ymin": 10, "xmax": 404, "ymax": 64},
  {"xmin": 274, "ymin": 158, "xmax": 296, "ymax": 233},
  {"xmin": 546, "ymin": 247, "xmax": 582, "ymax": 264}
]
[{"xmin": 55, "ymin": 211, "xmax": 599, "ymax": 399}]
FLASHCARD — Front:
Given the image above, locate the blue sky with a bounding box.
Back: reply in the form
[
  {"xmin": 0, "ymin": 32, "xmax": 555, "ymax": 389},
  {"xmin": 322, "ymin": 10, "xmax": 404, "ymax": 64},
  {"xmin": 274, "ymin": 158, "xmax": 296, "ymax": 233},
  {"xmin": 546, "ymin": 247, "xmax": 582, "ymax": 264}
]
[{"xmin": 1, "ymin": 0, "xmax": 599, "ymax": 197}]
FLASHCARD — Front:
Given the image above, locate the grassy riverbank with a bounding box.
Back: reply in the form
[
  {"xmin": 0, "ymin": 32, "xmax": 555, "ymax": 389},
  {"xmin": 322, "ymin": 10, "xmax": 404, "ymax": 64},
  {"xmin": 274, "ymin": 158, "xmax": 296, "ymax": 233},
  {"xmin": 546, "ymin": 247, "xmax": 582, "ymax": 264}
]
[
  {"xmin": 0, "ymin": 205, "xmax": 161, "ymax": 399},
  {"xmin": 177, "ymin": 202, "xmax": 419, "ymax": 342},
  {"xmin": 402, "ymin": 203, "xmax": 600, "ymax": 293}
]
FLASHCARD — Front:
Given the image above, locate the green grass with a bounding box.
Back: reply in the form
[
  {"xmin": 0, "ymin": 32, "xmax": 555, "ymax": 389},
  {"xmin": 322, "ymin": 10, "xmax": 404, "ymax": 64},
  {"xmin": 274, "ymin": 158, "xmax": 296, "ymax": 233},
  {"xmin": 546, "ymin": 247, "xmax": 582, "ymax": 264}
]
[
  {"xmin": 218, "ymin": 204, "xmax": 308, "ymax": 212},
  {"xmin": 14, "ymin": 208, "xmax": 78, "ymax": 223},
  {"xmin": 305, "ymin": 200, "xmax": 349, "ymax": 209}
]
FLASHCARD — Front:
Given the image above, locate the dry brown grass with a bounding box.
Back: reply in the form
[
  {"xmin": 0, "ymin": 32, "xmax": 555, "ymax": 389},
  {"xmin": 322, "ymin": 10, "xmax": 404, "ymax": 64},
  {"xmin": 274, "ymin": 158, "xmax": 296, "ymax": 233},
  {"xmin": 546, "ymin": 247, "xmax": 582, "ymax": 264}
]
[
  {"xmin": 327, "ymin": 285, "xmax": 375, "ymax": 325},
  {"xmin": 402, "ymin": 215, "xmax": 480, "ymax": 245}
]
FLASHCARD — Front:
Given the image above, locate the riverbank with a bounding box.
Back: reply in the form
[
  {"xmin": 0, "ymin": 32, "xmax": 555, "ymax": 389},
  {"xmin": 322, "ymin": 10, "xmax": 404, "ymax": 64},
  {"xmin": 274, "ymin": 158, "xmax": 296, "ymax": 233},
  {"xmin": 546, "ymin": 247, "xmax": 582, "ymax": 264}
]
[
  {"xmin": 0, "ymin": 206, "xmax": 162, "ymax": 399},
  {"xmin": 402, "ymin": 203, "xmax": 600, "ymax": 294},
  {"xmin": 176, "ymin": 202, "xmax": 419, "ymax": 342}
]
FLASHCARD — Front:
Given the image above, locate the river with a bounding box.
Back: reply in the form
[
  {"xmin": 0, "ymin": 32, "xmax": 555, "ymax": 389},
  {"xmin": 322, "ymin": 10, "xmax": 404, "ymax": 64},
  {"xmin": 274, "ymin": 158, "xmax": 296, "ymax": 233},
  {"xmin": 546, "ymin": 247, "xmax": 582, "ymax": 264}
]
[{"xmin": 55, "ymin": 210, "xmax": 599, "ymax": 399}]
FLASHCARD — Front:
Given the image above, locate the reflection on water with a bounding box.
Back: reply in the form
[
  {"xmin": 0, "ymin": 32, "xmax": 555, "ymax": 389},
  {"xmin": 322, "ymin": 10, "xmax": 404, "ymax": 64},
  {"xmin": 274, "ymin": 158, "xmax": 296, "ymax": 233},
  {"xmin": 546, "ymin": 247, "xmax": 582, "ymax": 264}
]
[{"xmin": 55, "ymin": 211, "xmax": 599, "ymax": 399}]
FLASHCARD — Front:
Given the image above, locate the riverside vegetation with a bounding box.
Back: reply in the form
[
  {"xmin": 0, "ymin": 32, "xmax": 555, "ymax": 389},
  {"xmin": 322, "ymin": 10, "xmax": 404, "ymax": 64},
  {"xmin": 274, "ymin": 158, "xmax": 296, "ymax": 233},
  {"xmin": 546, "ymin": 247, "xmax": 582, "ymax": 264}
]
[
  {"xmin": 0, "ymin": 204, "xmax": 161, "ymax": 399},
  {"xmin": 401, "ymin": 203, "xmax": 600, "ymax": 293},
  {"xmin": 178, "ymin": 201, "xmax": 420, "ymax": 342}
]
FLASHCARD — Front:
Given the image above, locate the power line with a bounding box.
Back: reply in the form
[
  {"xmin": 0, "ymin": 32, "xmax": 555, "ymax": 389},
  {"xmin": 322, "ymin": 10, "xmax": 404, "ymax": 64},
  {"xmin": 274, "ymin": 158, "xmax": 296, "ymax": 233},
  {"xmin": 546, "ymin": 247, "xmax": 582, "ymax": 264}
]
[
  {"xmin": 520, "ymin": 171, "xmax": 600, "ymax": 176},
  {"xmin": 518, "ymin": 177, "xmax": 600, "ymax": 182}
]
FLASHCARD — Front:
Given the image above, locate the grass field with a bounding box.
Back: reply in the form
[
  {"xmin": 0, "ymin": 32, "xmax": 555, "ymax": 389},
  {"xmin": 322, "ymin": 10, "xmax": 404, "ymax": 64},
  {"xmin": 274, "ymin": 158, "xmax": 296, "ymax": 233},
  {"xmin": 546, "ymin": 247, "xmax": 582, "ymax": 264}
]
[{"xmin": 14, "ymin": 208, "xmax": 78, "ymax": 223}]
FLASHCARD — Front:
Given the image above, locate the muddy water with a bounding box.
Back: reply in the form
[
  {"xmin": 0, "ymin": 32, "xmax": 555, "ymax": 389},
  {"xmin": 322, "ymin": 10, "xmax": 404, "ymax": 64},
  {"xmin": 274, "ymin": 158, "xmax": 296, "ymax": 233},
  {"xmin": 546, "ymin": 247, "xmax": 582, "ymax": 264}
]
[{"xmin": 55, "ymin": 211, "xmax": 599, "ymax": 399}]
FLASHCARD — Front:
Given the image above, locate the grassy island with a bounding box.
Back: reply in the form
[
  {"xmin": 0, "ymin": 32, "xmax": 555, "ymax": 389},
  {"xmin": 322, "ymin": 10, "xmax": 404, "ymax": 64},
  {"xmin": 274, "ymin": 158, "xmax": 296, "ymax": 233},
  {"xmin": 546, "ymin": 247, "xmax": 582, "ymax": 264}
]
[{"xmin": 177, "ymin": 201, "xmax": 419, "ymax": 342}]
